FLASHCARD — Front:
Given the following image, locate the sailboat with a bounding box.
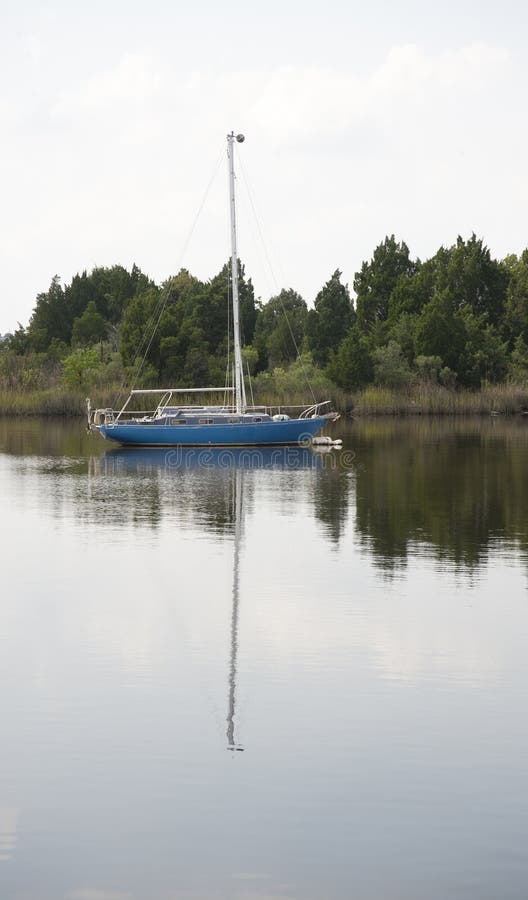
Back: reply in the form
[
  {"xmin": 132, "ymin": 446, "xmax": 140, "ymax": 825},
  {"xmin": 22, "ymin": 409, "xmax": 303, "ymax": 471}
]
[{"xmin": 88, "ymin": 132, "xmax": 337, "ymax": 447}]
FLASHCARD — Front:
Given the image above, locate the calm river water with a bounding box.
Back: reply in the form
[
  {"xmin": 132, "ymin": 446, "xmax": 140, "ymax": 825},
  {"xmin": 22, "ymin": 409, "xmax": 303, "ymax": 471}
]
[{"xmin": 1, "ymin": 416, "xmax": 528, "ymax": 899}]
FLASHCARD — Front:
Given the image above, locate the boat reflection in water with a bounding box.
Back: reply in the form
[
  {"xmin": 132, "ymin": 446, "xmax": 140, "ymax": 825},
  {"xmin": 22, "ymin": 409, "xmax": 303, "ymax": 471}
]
[
  {"xmin": 100, "ymin": 445, "xmax": 326, "ymax": 473},
  {"xmin": 96, "ymin": 445, "xmax": 333, "ymax": 753},
  {"xmin": 90, "ymin": 446, "xmax": 330, "ymax": 532}
]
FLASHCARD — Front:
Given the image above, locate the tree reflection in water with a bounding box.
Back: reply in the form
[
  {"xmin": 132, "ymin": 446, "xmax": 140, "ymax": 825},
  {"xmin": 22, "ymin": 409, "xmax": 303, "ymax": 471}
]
[
  {"xmin": 3, "ymin": 416, "xmax": 528, "ymax": 573},
  {"xmin": 350, "ymin": 417, "xmax": 528, "ymax": 571}
]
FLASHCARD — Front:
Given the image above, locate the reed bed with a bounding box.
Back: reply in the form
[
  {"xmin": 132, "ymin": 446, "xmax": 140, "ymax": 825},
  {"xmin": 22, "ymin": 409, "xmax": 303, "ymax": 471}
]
[
  {"xmin": 250, "ymin": 387, "xmax": 351, "ymax": 413},
  {"xmin": 0, "ymin": 384, "xmax": 122, "ymax": 417},
  {"xmin": 352, "ymin": 383, "xmax": 528, "ymax": 416},
  {"xmin": 1, "ymin": 380, "xmax": 528, "ymax": 418}
]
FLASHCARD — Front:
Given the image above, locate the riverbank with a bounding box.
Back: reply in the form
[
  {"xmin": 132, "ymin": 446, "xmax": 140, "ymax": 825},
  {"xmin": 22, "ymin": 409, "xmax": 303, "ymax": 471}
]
[
  {"xmin": 1, "ymin": 382, "xmax": 528, "ymax": 417},
  {"xmin": 351, "ymin": 383, "xmax": 528, "ymax": 416},
  {"xmin": 0, "ymin": 386, "xmax": 120, "ymax": 417}
]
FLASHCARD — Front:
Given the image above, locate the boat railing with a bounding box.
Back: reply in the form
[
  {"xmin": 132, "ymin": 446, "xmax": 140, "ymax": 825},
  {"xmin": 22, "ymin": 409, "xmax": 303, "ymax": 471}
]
[
  {"xmin": 114, "ymin": 387, "xmax": 235, "ymax": 422},
  {"xmin": 88, "ymin": 393, "xmax": 335, "ymax": 426},
  {"xmin": 299, "ymin": 401, "xmax": 332, "ymax": 419},
  {"xmin": 243, "ymin": 401, "xmax": 333, "ymax": 418}
]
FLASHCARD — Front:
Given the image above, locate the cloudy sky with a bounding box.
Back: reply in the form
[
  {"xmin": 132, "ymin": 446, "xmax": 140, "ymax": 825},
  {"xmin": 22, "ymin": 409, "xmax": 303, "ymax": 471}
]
[{"xmin": 0, "ymin": 0, "xmax": 527, "ymax": 334}]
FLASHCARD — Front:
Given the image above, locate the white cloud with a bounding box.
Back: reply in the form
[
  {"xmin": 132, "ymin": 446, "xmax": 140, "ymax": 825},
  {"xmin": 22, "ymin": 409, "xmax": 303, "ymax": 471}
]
[
  {"xmin": 24, "ymin": 33, "xmax": 44, "ymax": 67},
  {"xmin": 50, "ymin": 41, "xmax": 510, "ymax": 148},
  {"xmin": 0, "ymin": 39, "xmax": 523, "ymax": 332},
  {"xmin": 54, "ymin": 51, "xmax": 164, "ymax": 116},
  {"xmin": 374, "ymin": 42, "xmax": 509, "ymax": 94},
  {"xmin": 248, "ymin": 43, "xmax": 510, "ymax": 148}
]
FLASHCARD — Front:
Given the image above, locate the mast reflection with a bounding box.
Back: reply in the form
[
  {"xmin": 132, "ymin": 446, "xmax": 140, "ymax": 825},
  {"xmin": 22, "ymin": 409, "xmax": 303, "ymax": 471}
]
[
  {"xmin": 227, "ymin": 467, "xmax": 244, "ymax": 751},
  {"xmin": 93, "ymin": 446, "xmax": 329, "ymax": 752}
]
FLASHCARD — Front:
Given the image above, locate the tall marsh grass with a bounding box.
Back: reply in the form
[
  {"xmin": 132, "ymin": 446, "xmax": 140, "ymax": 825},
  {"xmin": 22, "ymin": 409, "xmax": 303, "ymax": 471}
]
[
  {"xmin": 1, "ymin": 375, "xmax": 528, "ymax": 418},
  {"xmin": 352, "ymin": 382, "xmax": 528, "ymax": 416},
  {"xmin": 0, "ymin": 384, "xmax": 122, "ymax": 416}
]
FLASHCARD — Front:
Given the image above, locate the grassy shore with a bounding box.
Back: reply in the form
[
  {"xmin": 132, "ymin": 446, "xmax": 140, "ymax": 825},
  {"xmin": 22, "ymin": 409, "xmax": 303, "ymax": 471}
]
[
  {"xmin": 351, "ymin": 383, "xmax": 528, "ymax": 416},
  {"xmin": 0, "ymin": 381, "xmax": 528, "ymax": 417},
  {"xmin": 0, "ymin": 385, "xmax": 122, "ymax": 417},
  {"xmin": 243, "ymin": 381, "xmax": 528, "ymax": 416}
]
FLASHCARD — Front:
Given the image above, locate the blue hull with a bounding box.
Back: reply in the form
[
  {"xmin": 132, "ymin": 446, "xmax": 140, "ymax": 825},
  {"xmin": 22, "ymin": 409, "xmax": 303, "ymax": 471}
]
[{"xmin": 98, "ymin": 416, "xmax": 326, "ymax": 446}]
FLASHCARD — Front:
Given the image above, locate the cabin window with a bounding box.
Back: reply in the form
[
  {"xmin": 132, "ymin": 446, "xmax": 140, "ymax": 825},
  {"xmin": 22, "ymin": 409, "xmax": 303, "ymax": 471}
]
[
  {"xmin": 253, "ymin": 416, "xmax": 263, "ymax": 423},
  {"xmin": 170, "ymin": 419, "xmax": 186, "ymax": 425},
  {"xmin": 198, "ymin": 418, "xmax": 214, "ymax": 425},
  {"xmin": 228, "ymin": 418, "xmax": 239, "ymax": 424}
]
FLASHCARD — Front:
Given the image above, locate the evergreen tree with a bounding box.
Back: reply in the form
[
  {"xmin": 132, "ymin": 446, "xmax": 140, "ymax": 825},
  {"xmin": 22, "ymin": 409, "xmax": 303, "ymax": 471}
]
[
  {"xmin": 414, "ymin": 289, "xmax": 467, "ymax": 375},
  {"xmin": 327, "ymin": 325, "xmax": 374, "ymax": 390},
  {"xmin": 28, "ymin": 276, "xmax": 70, "ymax": 350},
  {"xmin": 306, "ymin": 270, "xmax": 354, "ymax": 365},
  {"xmin": 254, "ymin": 289, "xmax": 307, "ymax": 369},
  {"xmin": 355, "ymin": 236, "xmax": 417, "ymax": 330},
  {"xmin": 373, "ymin": 341, "xmax": 413, "ymax": 388},
  {"xmin": 502, "ymin": 251, "xmax": 528, "ymax": 344},
  {"xmin": 428, "ymin": 235, "xmax": 507, "ymax": 325},
  {"xmin": 459, "ymin": 310, "xmax": 508, "ymax": 387},
  {"xmin": 71, "ymin": 301, "xmax": 107, "ymax": 347},
  {"xmin": 119, "ymin": 287, "xmax": 162, "ymax": 371}
]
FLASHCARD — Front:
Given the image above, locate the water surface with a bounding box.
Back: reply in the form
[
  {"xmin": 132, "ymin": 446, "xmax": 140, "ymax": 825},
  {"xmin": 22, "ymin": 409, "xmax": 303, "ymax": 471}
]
[{"xmin": 1, "ymin": 416, "xmax": 527, "ymax": 899}]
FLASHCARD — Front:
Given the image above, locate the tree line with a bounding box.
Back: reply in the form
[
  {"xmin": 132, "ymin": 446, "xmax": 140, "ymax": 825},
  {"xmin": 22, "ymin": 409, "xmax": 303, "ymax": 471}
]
[{"xmin": 2, "ymin": 234, "xmax": 528, "ymax": 393}]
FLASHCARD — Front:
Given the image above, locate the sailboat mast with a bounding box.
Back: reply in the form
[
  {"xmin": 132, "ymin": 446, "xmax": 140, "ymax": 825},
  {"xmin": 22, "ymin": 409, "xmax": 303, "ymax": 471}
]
[{"xmin": 227, "ymin": 132, "xmax": 246, "ymax": 414}]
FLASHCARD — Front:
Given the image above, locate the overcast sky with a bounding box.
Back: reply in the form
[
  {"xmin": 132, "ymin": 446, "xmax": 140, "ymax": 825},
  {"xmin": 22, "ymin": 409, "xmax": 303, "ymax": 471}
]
[{"xmin": 1, "ymin": 0, "xmax": 527, "ymax": 334}]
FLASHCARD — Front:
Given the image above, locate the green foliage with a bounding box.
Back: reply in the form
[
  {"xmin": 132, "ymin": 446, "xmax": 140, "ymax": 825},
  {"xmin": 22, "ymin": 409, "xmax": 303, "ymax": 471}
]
[
  {"xmin": 433, "ymin": 234, "xmax": 507, "ymax": 325},
  {"xmin": 460, "ymin": 310, "xmax": 508, "ymax": 387},
  {"xmin": 509, "ymin": 335, "xmax": 528, "ymax": 383},
  {"xmin": 502, "ymin": 251, "xmax": 528, "ymax": 344},
  {"xmin": 4, "ymin": 324, "xmax": 29, "ymax": 355},
  {"xmin": 71, "ymin": 301, "xmax": 107, "ymax": 347},
  {"xmin": 67, "ymin": 264, "xmax": 153, "ymax": 325},
  {"xmin": 200, "ymin": 261, "xmax": 256, "ymax": 350},
  {"xmin": 395, "ymin": 235, "xmax": 507, "ymax": 329},
  {"xmin": 439, "ymin": 367, "xmax": 457, "ymax": 389},
  {"xmin": 184, "ymin": 343, "xmax": 211, "ymax": 387},
  {"xmin": 326, "ymin": 325, "xmax": 374, "ymax": 390},
  {"xmin": 61, "ymin": 348, "xmax": 101, "ymax": 391},
  {"xmin": 388, "ymin": 263, "xmax": 434, "ymax": 322},
  {"xmin": 0, "ymin": 348, "xmax": 52, "ymax": 390},
  {"xmin": 25, "ymin": 266, "xmax": 153, "ymax": 353},
  {"xmin": 373, "ymin": 341, "xmax": 413, "ymax": 389},
  {"xmin": 5, "ymin": 233, "xmax": 528, "ymax": 406},
  {"xmin": 306, "ymin": 270, "xmax": 354, "ymax": 365},
  {"xmin": 355, "ymin": 236, "xmax": 417, "ymax": 329},
  {"xmin": 415, "ymin": 355, "xmax": 442, "ymax": 382},
  {"xmin": 119, "ymin": 286, "xmax": 162, "ymax": 369},
  {"xmin": 354, "ymin": 234, "xmax": 508, "ymax": 388},
  {"xmin": 414, "ymin": 289, "xmax": 467, "ymax": 374},
  {"xmin": 254, "ymin": 288, "xmax": 307, "ymax": 369},
  {"xmin": 252, "ymin": 353, "xmax": 334, "ymax": 401},
  {"xmin": 387, "ymin": 313, "xmax": 417, "ymax": 364},
  {"xmin": 28, "ymin": 276, "xmax": 70, "ymax": 350},
  {"xmin": 118, "ymin": 263, "xmax": 256, "ymax": 387},
  {"xmin": 48, "ymin": 338, "xmax": 70, "ymax": 361},
  {"xmin": 241, "ymin": 345, "xmax": 259, "ymax": 376}
]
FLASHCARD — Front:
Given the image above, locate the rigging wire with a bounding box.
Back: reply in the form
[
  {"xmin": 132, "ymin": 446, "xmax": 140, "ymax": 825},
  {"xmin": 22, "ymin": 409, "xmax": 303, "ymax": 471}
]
[
  {"xmin": 224, "ymin": 262, "xmax": 231, "ymax": 408},
  {"xmin": 237, "ymin": 154, "xmax": 316, "ymax": 403},
  {"xmin": 114, "ymin": 144, "xmax": 225, "ymax": 407},
  {"xmin": 246, "ymin": 360, "xmax": 255, "ymax": 408}
]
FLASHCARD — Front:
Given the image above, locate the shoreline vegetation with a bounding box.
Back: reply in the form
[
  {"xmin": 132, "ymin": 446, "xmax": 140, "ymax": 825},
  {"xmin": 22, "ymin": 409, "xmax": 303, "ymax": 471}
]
[
  {"xmin": 1, "ymin": 381, "xmax": 528, "ymax": 418},
  {"xmin": 3, "ymin": 234, "xmax": 528, "ymax": 419}
]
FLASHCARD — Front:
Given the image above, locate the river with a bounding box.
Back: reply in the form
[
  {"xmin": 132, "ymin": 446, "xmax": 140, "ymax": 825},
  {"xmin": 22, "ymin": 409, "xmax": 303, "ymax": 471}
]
[{"xmin": 1, "ymin": 416, "xmax": 527, "ymax": 899}]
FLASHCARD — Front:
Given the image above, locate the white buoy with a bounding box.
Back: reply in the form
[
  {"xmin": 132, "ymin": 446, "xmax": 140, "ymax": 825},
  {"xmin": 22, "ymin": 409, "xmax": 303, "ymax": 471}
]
[{"xmin": 311, "ymin": 436, "xmax": 343, "ymax": 447}]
